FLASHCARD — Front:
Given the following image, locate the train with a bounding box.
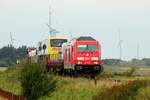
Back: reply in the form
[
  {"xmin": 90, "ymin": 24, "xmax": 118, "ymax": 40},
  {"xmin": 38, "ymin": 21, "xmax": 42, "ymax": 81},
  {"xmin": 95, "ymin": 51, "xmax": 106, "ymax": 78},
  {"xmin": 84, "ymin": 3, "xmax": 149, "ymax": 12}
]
[{"xmin": 27, "ymin": 36, "xmax": 103, "ymax": 75}]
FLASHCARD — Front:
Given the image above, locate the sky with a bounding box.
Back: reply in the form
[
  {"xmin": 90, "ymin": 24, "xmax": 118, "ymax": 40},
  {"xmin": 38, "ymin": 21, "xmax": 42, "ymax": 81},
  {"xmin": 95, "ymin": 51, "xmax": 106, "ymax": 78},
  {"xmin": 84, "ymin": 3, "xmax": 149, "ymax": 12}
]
[{"xmin": 0, "ymin": 0, "xmax": 150, "ymax": 60}]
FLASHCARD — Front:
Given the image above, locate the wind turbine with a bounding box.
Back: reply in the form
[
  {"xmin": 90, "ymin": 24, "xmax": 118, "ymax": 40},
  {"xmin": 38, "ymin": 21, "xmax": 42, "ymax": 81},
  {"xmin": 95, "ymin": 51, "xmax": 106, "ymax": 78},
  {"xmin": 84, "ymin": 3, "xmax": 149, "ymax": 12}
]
[
  {"xmin": 117, "ymin": 29, "xmax": 123, "ymax": 60},
  {"xmin": 10, "ymin": 32, "xmax": 16, "ymax": 47},
  {"xmin": 46, "ymin": 0, "xmax": 59, "ymax": 37}
]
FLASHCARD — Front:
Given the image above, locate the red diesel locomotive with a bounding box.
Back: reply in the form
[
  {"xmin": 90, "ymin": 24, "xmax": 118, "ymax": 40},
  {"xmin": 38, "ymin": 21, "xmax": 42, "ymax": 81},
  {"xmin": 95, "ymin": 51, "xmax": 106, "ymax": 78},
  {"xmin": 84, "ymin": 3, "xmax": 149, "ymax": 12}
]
[{"xmin": 62, "ymin": 36, "xmax": 103, "ymax": 75}]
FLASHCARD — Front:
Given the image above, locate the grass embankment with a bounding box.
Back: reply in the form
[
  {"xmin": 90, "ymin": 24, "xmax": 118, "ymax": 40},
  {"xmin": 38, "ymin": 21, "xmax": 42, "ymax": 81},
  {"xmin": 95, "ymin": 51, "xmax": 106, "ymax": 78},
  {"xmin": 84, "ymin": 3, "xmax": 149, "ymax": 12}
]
[
  {"xmin": 0, "ymin": 65, "xmax": 150, "ymax": 100},
  {"xmin": 40, "ymin": 66, "xmax": 150, "ymax": 100},
  {"xmin": 40, "ymin": 76, "xmax": 125, "ymax": 100},
  {"xmin": 0, "ymin": 67, "xmax": 22, "ymax": 95}
]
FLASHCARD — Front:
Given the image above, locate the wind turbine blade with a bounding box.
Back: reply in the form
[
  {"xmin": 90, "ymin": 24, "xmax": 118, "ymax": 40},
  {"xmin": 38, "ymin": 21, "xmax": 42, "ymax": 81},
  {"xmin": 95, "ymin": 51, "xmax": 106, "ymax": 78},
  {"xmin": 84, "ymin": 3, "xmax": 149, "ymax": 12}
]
[{"xmin": 45, "ymin": 23, "xmax": 49, "ymax": 27}]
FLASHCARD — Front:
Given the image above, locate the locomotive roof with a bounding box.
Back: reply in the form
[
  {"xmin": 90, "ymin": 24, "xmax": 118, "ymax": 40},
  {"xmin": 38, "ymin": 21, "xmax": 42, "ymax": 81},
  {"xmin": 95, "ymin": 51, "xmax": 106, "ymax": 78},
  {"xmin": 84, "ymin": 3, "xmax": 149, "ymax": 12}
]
[{"xmin": 77, "ymin": 36, "xmax": 96, "ymax": 41}]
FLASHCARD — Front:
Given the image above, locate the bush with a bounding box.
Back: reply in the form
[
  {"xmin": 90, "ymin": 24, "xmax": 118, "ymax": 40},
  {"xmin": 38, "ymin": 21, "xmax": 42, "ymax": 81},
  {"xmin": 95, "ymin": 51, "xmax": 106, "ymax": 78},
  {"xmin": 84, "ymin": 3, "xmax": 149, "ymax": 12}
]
[
  {"xmin": 20, "ymin": 64, "xmax": 56, "ymax": 100},
  {"xmin": 136, "ymin": 85, "xmax": 150, "ymax": 100},
  {"xmin": 93, "ymin": 80, "xmax": 148, "ymax": 100},
  {"xmin": 124, "ymin": 67, "xmax": 136, "ymax": 77}
]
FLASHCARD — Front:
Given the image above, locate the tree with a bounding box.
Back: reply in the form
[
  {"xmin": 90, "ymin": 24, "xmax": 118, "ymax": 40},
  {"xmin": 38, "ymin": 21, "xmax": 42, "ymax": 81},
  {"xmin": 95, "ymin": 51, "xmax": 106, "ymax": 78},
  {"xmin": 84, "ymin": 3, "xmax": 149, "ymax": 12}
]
[{"xmin": 0, "ymin": 45, "xmax": 27, "ymax": 66}]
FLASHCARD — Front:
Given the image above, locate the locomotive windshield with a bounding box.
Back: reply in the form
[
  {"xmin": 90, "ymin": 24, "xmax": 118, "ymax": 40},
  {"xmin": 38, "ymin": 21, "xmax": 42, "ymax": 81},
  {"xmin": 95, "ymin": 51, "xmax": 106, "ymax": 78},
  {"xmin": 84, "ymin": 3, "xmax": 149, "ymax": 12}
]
[
  {"xmin": 50, "ymin": 39, "xmax": 67, "ymax": 47},
  {"xmin": 77, "ymin": 44, "xmax": 97, "ymax": 52}
]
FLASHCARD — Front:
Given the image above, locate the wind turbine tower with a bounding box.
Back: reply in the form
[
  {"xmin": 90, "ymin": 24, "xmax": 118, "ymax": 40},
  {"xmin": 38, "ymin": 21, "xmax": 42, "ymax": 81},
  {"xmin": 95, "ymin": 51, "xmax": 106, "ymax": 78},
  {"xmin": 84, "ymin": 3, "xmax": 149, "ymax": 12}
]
[
  {"xmin": 48, "ymin": 2, "xmax": 53, "ymax": 37},
  {"xmin": 118, "ymin": 29, "xmax": 123, "ymax": 60},
  {"xmin": 137, "ymin": 43, "xmax": 140, "ymax": 59},
  {"xmin": 70, "ymin": 32, "xmax": 73, "ymax": 40}
]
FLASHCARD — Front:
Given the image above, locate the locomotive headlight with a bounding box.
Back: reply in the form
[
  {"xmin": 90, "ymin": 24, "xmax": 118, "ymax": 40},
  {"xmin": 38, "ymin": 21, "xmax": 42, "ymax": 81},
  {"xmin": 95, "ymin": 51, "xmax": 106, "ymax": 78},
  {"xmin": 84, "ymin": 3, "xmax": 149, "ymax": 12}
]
[
  {"xmin": 77, "ymin": 57, "xmax": 84, "ymax": 60},
  {"xmin": 78, "ymin": 61, "xmax": 82, "ymax": 64},
  {"xmin": 91, "ymin": 57, "xmax": 98, "ymax": 61},
  {"xmin": 94, "ymin": 61, "xmax": 98, "ymax": 64}
]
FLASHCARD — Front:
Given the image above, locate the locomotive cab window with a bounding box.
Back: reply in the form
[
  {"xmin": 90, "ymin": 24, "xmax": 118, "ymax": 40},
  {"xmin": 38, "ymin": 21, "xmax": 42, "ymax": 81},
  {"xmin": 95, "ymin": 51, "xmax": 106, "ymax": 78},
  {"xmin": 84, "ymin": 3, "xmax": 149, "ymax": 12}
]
[
  {"xmin": 50, "ymin": 39, "xmax": 67, "ymax": 47},
  {"xmin": 77, "ymin": 44, "xmax": 97, "ymax": 52}
]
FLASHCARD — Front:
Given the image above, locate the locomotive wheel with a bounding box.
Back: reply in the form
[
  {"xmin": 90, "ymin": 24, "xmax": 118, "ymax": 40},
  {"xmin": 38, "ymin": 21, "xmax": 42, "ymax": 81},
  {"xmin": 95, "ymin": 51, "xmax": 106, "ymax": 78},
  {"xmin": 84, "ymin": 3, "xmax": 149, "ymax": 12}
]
[
  {"xmin": 73, "ymin": 70, "xmax": 78, "ymax": 77},
  {"xmin": 59, "ymin": 68, "xmax": 64, "ymax": 76}
]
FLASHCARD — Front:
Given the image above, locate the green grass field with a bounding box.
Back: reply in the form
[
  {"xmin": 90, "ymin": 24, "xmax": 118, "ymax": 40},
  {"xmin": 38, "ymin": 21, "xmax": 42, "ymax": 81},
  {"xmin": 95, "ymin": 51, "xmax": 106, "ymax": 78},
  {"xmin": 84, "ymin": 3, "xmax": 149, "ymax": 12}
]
[{"xmin": 0, "ymin": 65, "xmax": 150, "ymax": 100}]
